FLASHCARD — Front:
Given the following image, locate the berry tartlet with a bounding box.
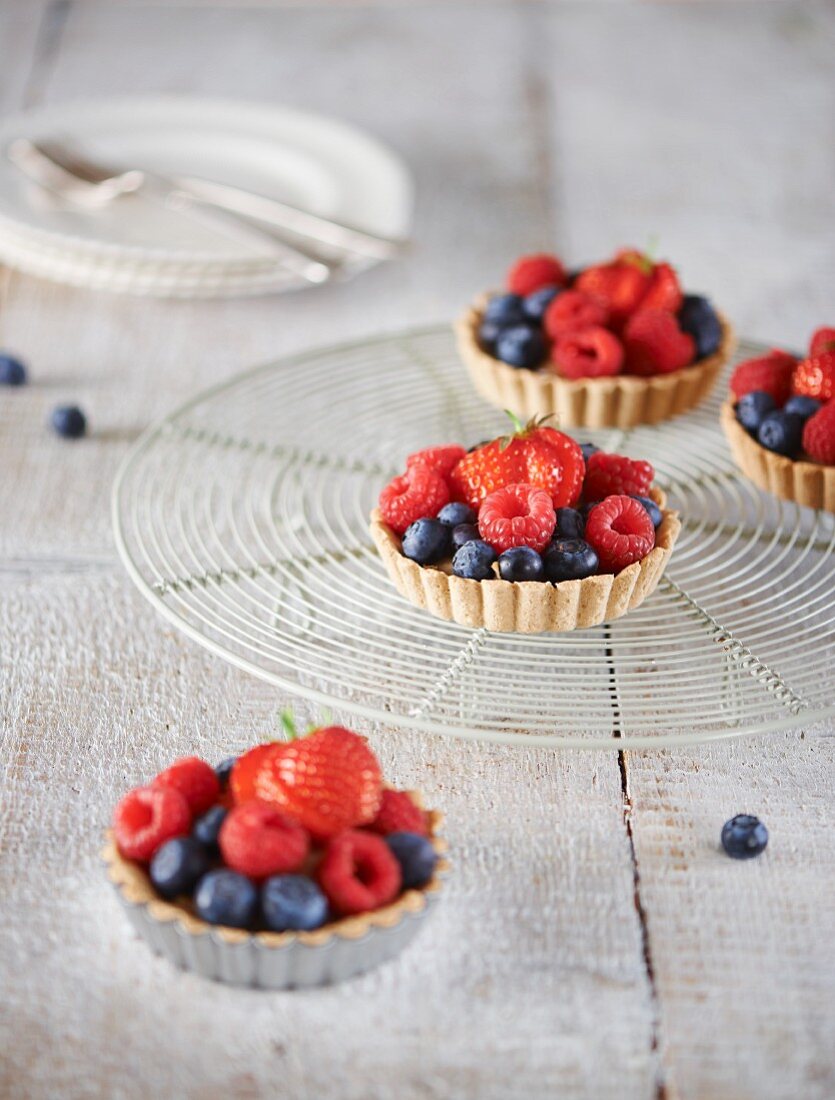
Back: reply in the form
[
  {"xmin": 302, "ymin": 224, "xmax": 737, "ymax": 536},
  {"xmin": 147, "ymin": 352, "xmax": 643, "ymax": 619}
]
[
  {"xmin": 721, "ymin": 328, "xmax": 835, "ymax": 512},
  {"xmin": 456, "ymin": 248, "xmax": 735, "ymax": 428},
  {"xmin": 103, "ymin": 721, "xmax": 448, "ymax": 989},
  {"xmin": 370, "ymin": 416, "xmax": 681, "ymax": 633}
]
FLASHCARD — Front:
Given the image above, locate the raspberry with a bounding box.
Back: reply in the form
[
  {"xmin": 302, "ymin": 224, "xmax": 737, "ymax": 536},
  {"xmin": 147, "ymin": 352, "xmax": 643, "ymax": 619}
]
[
  {"xmin": 543, "ymin": 290, "xmax": 609, "ymax": 340},
  {"xmin": 152, "ymin": 756, "xmax": 220, "ymax": 816},
  {"xmin": 640, "ymin": 262, "xmax": 683, "ymax": 313},
  {"xmin": 112, "ymin": 785, "xmax": 191, "ymax": 863},
  {"xmin": 553, "ymin": 326, "xmax": 623, "ymax": 379},
  {"xmin": 585, "ymin": 495, "xmax": 655, "ymax": 573},
  {"xmin": 802, "ymin": 401, "xmax": 835, "ymax": 464},
  {"xmin": 406, "ymin": 444, "xmax": 467, "ymax": 481},
  {"xmin": 792, "ymin": 351, "xmax": 835, "ymax": 403},
  {"xmin": 219, "ymin": 801, "xmax": 309, "ymax": 880},
  {"xmin": 378, "ymin": 465, "xmax": 450, "ymax": 535},
  {"xmin": 575, "ymin": 259, "xmax": 650, "ymax": 324},
  {"xmin": 730, "ymin": 351, "xmax": 796, "ymax": 404},
  {"xmin": 507, "ymin": 253, "xmax": 567, "ymax": 297},
  {"xmin": 369, "ymin": 789, "xmax": 428, "ymax": 837},
  {"xmin": 810, "ymin": 327, "xmax": 835, "ymax": 356},
  {"xmin": 583, "ymin": 452, "xmax": 654, "ymax": 501},
  {"xmin": 318, "ymin": 830, "xmax": 402, "ymax": 915},
  {"xmin": 478, "ymin": 483, "xmax": 556, "ymax": 554},
  {"xmin": 623, "ymin": 309, "xmax": 695, "ymax": 375}
]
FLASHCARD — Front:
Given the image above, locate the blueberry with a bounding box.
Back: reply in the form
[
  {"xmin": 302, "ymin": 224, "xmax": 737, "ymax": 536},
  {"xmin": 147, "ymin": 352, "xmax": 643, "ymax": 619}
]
[
  {"xmin": 580, "ymin": 442, "xmax": 600, "ymax": 465},
  {"xmin": 555, "ymin": 507, "xmax": 585, "ymax": 540},
  {"xmin": 757, "ymin": 411, "xmax": 804, "ymax": 457},
  {"xmin": 478, "ymin": 319, "xmax": 503, "ymax": 353},
  {"xmin": 192, "ymin": 805, "xmax": 228, "ymax": 852},
  {"xmin": 543, "ymin": 538, "xmax": 599, "ymax": 583},
  {"xmin": 214, "ymin": 756, "xmax": 236, "ymax": 789},
  {"xmin": 678, "ymin": 295, "xmax": 722, "ymax": 359},
  {"xmin": 401, "ymin": 518, "xmax": 451, "ymax": 565},
  {"xmin": 736, "ymin": 391, "xmax": 776, "ymax": 436},
  {"xmin": 452, "ymin": 539, "xmax": 496, "ymax": 580},
  {"xmin": 630, "ymin": 494, "xmax": 663, "ymax": 528},
  {"xmin": 437, "ymin": 502, "xmax": 476, "ymax": 527},
  {"xmin": 522, "ymin": 285, "xmax": 560, "ymax": 322},
  {"xmin": 451, "ymin": 522, "xmax": 480, "ymax": 550},
  {"xmin": 149, "ymin": 837, "xmax": 210, "ymax": 900},
  {"xmin": 386, "ymin": 832, "xmax": 438, "ymax": 890},
  {"xmin": 483, "ymin": 292, "xmax": 526, "ymax": 327},
  {"xmin": 261, "ymin": 874, "xmax": 329, "ymax": 932},
  {"xmin": 784, "ymin": 395, "xmax": 822, "ymax": 421},
  {"xmin": 721, "ymin": 814, "xmax": 768, "ymax": 860},
  {"xmin": 0, "ymin": 353, "xmax": 27, "ymax": 386},
  {"xmin": 498, "ymin": 546, "xmax": 544, "ymax": 582},
  {"xmin": 194, "ymin": 869, "xmax": 258, "ymax": 929},
  {"xmin": 495, "ymin": 325, "xmax": 547, "ymax": 370},
  {"xmin": 50, "ymin": 405, "xmax": 86, "ymax": 439}
]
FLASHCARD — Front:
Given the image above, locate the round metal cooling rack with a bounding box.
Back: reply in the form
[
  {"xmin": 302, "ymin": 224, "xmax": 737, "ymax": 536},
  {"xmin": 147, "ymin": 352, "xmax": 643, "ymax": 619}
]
[{"xmin": 113, "ymin": 326, "xmax": 835, "ymax": 749}]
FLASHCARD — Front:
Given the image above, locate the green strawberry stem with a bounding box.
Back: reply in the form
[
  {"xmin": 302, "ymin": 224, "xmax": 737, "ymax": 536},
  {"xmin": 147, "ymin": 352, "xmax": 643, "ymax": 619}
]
[{"xmin": 280, "ymin": 709, "xmax": 299, "ymax": 741}]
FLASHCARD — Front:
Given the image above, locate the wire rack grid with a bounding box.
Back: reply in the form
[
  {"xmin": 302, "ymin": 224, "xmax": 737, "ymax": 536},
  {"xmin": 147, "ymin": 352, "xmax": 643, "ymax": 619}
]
[{"xmin": 112, "ymin": 326, "xmax": 835, "ymax": 749}]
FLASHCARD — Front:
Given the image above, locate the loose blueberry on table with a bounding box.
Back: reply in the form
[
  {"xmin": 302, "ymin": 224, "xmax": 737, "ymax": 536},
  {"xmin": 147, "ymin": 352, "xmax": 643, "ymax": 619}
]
[
  {"xmin": 109, "ymin": 719, "xmax": 440, "ymax": 936},
  {"xmin": 721, "ymin": 814, "xmax": 769, "ymax": 860},
  {"xmin": 0, "ymin": 352, "xmax": 27, "ymax": 386},
  {"xmin": 376, "ymin": 412, "xmax": 666, "ymax": 587},
  {"xmin": 51, "ymin": 405, "xmax": 87, "ymax": 439},
  {"xmin": 473, "ymin": 247, "xmax": 724, "ymax": 379},
  {"xmin": 730, "ymin": 328, "xmax": 835, "ymax": 466}
]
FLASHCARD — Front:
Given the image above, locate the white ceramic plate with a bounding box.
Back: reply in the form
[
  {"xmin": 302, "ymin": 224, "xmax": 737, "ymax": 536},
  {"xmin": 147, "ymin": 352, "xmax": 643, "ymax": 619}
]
[{"xmin": 0, "ymin": 96, "xmax": 412, "ymax": 283}]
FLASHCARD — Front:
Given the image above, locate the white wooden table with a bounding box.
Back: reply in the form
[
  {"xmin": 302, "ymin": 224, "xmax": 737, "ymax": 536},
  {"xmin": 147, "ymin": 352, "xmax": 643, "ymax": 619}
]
[{"xmin": 1, "ymin": 4, "xmax": 834, "ymax": 1098}]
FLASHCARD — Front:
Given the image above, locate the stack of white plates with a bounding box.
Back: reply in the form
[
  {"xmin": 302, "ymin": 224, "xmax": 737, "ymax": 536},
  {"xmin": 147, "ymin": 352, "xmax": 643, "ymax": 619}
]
[{"xmin": 0, "ymin": 98, "xmax": 413, "ymax": 298}]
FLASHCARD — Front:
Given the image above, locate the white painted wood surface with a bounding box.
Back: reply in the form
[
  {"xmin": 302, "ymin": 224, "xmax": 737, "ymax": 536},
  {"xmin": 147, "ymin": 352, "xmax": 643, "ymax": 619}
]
[{"xmin": 1, "ymin": 4, "xmax": 833, "ymax": 1099}]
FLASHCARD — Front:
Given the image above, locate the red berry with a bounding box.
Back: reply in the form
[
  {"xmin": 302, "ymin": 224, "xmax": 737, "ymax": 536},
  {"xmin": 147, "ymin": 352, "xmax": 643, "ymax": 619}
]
[
  {"xmin": 583, "ymin": 452, "xmax": 654, "ymax": 501},
  {"xmin": 809, "ymin": 327, "xmax": 835, "ymax": 356},
  {"xmin": 585, "ymin": 495, "xmax": 655, "ymax": 573},
  {"xmin": 406, "ymin": 444, "xmax": 467, "ymax": 481},
  {"xmin": 802, "ymin": 401, "xmax": 835, "ymax": 464},
  {"xmin": 378, "ymin": 465, "xmax": 450, "ymax": 535},
  {"xmin": 729, "ymin": 351, "xmax": 796, "ymax": 404},
  {"xmin": 318, "ymin": 830, "xmax": 402, "ymax": 916},
  {"xmin": 507, "ymin": 252, "xmax": 567, "ymax": 297},
  {"xmin": 229, "ymin": 743, "xmax": 280, "ymax": 804},
  {"xmin": 219, "ymin": 801, "xmax": 309, "ymax": 880},
  {"xmin": 369, "ymin": 789, "xmax": 428, "ymax": 837},
  {"xmin": 640, "ymin": 262, "xmax": 683, "ymax": 313},
  {"xmin": 112, "ymin": 785, "xmax": 191, "ymax": 863},
  {"xmin": 792, "ymin": 351, "xmax": 835, "ymax": 403},
  {"xmin": 543, "ymin": 290, "xmax": 609, "ymax": 340},
  {"xmin": 152, "ymin": 756, "xmax": 220, "ymax": 816},
  {"xmin": 232, "ymin": 727, "xmax": 383, "ymax": 841},
  {"xmin": 449, "ymin": 419, "xmax": 584, "ymax": 511},
  {"xmin": 553, "ymin": 326, "xmax": 624, "ymax": 379},
  {"xmin": 478, "ymin": 483, "xmax": 556, "ymax": 554},
  {"xmin": 575, "ymin": 256, "xmax": 651, "ymax": 324},
  {"xmin": 623, "ymin": 309, "xmax": 695, "ymax": 375}
]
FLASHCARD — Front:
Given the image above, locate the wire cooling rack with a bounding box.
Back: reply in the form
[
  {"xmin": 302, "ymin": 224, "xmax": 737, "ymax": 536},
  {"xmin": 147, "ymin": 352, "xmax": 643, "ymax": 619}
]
[{"xmin": 112, "ymin": 326, "xmax": 835, "ymax": 749}]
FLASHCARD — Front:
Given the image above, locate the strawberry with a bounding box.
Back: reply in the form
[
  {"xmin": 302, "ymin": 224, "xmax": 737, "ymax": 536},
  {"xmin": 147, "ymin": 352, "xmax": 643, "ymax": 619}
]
[
  {"xmin": 640, "ymin": 262, "xmax": 683, "ymax": 314},
  {"xmin": 553, "ymin": 326, "xmax": 623, "ymax": 379},
  {"xmin": 810, "ymin": 327, "xmax": 835, "ymax": 356},
  {"xmin": 543, "ymin": 290, "xmax": 608, "ymax": 340},
  {"xmin": 730, "ymin": 351, "xmax": 797, "ymax": 404},
  {"xmin": 575, "ymin": 252, "xmax": 652, "ymax": 324},
  {"xmin": 478, "ymin": 483, "xmax": 556, "ymax": 554},
  {"xmin": 369, "ymin": 789, "xmax": 429, "ymax": 837},
  {"xmin": 449, "ymin": 414, "xmax": 584, "ymax": 510},
  {"xmin": 792, "ymin": 351, "xmax": 835, "ymax": 403},
  {"xmin": 507, "ymin": 253, "xmax": 567, "ymax": 296},
  {"xmin": 406, "ymin": 444, "xmax": 467, "ymax": 481},
  {"xmin": 623, "ymin": 309, "xmax": 695, "ymax": 375},
  {"xmin": 230, "ymin": 724, "xmax": 383, "ymax": 841},
  {"xmin": 378, "ymin": 465, "xmax": 450, "ymax": 535},
  {"xmin": 802, "ymin": 401, "xmax": 835, "ymax": 464},
  {"xmin": 583, "ymin": 452, "xmax": 654, "ymax": 501}
]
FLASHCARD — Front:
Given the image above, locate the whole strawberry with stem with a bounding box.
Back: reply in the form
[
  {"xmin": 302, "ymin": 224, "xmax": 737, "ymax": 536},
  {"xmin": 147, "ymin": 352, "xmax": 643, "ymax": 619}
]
[
  {"xmin": 449, "ymin": 412, "xmax": 584, "ymax": 511},
  {"xmin": 230, "ymin": 714, "xmax": 383, "ymax": 840}
]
